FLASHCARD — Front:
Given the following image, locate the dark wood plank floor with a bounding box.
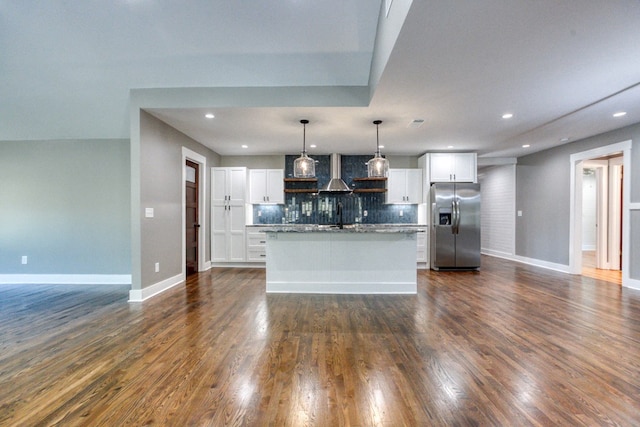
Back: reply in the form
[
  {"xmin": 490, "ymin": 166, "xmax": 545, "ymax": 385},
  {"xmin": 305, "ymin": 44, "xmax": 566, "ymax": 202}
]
[{"xmin": 1, "ymin": 256, "xmax": 640, "ymax": 426}]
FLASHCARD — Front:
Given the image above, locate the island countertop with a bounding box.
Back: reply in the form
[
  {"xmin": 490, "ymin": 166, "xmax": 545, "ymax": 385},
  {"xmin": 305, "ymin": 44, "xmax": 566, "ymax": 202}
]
[{"xmin": 257, "ymin": 224, "xmax": 426, "ymax": 233}]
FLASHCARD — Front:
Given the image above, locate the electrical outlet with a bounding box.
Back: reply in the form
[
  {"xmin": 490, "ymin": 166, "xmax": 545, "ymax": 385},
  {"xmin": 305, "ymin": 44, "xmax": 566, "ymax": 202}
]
[
  {"xmin": 363, "ymin": 210, "xmax": 368, "ymax": 217},
  {"xmin": 21, "ymin": 256, "xmax": 28, "ymax": 265},
  {"xmin": 155, "ymin": 262, "xmax": 160, "ymax": 273},
  {"xmin": 399, "ymin": 210, "xmax": 404, "ymax": 217}
]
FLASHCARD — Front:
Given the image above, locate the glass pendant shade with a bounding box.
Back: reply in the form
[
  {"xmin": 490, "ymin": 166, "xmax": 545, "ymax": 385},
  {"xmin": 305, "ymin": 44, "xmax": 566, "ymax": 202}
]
[
  {"xmin": 293, "ymin": 119, "xmax": 316, "ymax": 178},
  {"xmin": 368, "ymin": 120, "xmax": 389, "ymax": 177},
  {"xmin": 367, "ymin": 152, "xmax": 389, "ymax": 177},
  {"xmin": 293, "ymin": 152, "xmax": 315, "ymax": 178}
]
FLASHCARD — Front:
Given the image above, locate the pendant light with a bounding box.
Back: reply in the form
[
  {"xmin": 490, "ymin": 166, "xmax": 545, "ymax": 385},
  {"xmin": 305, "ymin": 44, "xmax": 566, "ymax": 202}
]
[
  {"xmin": 293, "ymin": 119, "xmax": 316, "ymax": 178},
  {"xmin": 367, "ymin": 120, "xmax": 389, "ymax": 177}
]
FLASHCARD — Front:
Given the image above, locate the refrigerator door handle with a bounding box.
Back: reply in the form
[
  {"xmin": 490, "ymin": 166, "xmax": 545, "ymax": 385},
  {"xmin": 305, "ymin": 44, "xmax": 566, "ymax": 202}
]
[
  {"xmin": 451, "ymin": 200, "xmax": 457, "ymax": 234},
  {"xmin": 453, "ymin": 199, "xmax": 460, "ymax": 234},
  {"xmin": 432, "ymin": 203, "xmax": 437, "ymax": 228}
]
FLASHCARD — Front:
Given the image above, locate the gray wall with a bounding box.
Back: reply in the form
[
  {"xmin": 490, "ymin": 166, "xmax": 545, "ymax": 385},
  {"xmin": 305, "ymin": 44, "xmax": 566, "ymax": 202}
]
[
  {"xmin": 139, "ymin": 111, "xmax": 220, "ymax": 289},
  {"xmin": 219, "ymin": 155, "xmax": 417, "ymax": 169},
  {"xmin": 516, "ymin": 122, "xmax": 639, "ymax": 277},
  {"xmin": 0, "ymin": 139, "xmax": 130, "ymax": 274},
  {"xmin": 221, "ymin": 155, "xmax": 285, "ymax": 169}
]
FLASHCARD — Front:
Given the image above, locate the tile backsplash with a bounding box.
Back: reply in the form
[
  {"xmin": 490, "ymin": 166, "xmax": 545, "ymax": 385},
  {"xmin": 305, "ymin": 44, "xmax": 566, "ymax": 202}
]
[{"xmin": 252, "ymin": 155, "xmax": 419, "ymax": 225}]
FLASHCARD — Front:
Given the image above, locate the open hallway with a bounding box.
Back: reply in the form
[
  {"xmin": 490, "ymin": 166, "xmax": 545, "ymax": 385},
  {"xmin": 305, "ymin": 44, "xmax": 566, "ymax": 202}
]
[{"xmin": 1, "ymin": 256, "xmax": 639, "ymax": 425}]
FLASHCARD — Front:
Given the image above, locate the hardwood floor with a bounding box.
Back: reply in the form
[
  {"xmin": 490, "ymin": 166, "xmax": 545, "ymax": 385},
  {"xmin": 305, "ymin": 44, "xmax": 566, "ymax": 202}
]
[
  {"xmin": 1, "ymin": 256, "xmax": 640, "ymax": 426},
  {"xmin": 582, "ymin": 250, "xmax": 623, "ymax": 285}
]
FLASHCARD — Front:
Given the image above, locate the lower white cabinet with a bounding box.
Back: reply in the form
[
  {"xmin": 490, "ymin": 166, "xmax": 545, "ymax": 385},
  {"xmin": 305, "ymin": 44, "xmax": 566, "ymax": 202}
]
[
  {"xmin": 416, "ymin": 231, "xmax": 427, "ymax": 263},
  {"xmin": 212, "ymin": 204, "xmax": 246, "ymax": 262},
  {"xmin": 246, "ymin": 227, "xmax": 268, "ymax": 262}
]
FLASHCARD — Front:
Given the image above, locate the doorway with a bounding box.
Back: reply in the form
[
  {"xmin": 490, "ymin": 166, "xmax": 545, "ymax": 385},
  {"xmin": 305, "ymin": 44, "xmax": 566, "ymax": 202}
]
[
  {"xmin": 569, "ymin": 140, "xmax": 631, "ymax": 287},
  {"xmin": 182, "ymin": 147, "xmax": 207, "ymax": 280},
  {"xmin": 185, "ymin": 160, "xmax": 199, "ymax": 276},
  {"xmin": 580, "ymin": 157, "xmax": 623, "ymax": 285}
]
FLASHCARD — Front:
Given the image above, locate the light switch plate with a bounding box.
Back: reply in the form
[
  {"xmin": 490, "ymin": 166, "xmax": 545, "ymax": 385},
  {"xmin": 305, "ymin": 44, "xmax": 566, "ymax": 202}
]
[{"xmin": 145, "ymin": 208, "xmax": 154, "ymax": 218}]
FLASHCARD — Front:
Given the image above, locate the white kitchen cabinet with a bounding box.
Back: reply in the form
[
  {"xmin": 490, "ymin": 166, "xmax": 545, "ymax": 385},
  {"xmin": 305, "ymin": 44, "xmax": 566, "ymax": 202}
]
[
  {"xmin": 387, "ymin": 169, "xmax": 423, "ymax": 203},
  {"xmin": 416, "ymin": 231, "xmax": 428, "ymax": 264},
  {"xmin": 212, "ymin": 167, "xmax": 247, "ymax": 263},
  {"xmin": 246, "ymin": 226, "xmax": 268, "ymax": 262},
  {"xmin": 429, "ymin": 153, "xmax": 477, "ymax": 183},
  {"xmin": 249, "ymin": 169, "xmax": 284, "ymax": 204}
]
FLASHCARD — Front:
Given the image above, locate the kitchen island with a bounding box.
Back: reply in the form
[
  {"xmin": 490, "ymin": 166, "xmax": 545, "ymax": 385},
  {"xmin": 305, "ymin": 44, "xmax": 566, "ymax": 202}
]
[{"xmin": 263, "ymin": 224, "xmax": 424, "ymax": 294}]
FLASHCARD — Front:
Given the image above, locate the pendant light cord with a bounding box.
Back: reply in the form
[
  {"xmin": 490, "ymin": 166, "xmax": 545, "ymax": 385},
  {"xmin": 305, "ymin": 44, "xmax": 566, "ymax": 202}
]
[
  {"xmin": 300, "ymin": 119, "xmax": 309, "ymax": 154},
  {"xmin": 373, "ymin": 119, "xmax": 382, "ymax": 155}
]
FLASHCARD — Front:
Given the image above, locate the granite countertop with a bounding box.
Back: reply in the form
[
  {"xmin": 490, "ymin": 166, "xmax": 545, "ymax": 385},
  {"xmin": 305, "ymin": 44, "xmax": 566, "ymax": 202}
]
[{"xmin": 258, "ymin": 224, "xmax": 427, "ymax": 233}]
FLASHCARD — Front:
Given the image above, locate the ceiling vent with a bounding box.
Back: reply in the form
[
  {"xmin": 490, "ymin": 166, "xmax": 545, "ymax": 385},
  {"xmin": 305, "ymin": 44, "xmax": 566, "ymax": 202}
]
[{"xmin": 408, "ymin": 119, "xmax": 425, "ymax": 128}]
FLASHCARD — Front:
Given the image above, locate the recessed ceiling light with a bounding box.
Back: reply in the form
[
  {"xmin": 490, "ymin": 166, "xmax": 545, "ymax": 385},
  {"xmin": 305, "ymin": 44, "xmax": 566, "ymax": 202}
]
[
  {"xmin": 522, "ymin": 144, "xmax": 530, "ymax": 148},
  {"xmin": 241, "ymin": 144, "xmax": 248, "ymax": 149},
  {"xmin": 447, "ymin": 145, "xmax": 454, "ymax": 149},
  {"xmin": 205, "ymin": 113, "xmax": 215, "ymax": 119},
  {"xmin": 379, "ymin": 145, "xmax": 385, "ymax": 149},
  {"xmin": 502, "ymin": 113, "xmax": 514, "ymax": 119},
  {"xmin": 613, "ymin": 111, "xmax": 627, "ymax": 117},
  {"xmin": 309, "ymin": 144, "xmax": 317, "ymax": 148},
  {"xmin": 560, "ymin": 137, "xmax": 570, "ymax": 142}
]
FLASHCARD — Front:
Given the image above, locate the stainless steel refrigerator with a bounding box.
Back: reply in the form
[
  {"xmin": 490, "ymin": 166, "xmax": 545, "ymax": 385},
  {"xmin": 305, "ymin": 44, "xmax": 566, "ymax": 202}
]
[{"xmin": 430, "ymin": 183, "xmax": 481, "ymax": 270}]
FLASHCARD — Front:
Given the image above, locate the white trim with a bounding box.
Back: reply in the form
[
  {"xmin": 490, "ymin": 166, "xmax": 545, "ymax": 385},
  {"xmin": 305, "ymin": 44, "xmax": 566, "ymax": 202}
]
[
  {"xmin": 266, "ymin": 281, "xmax": 416, "ymax": 294},
  {"xmin": 484, "ymin": 252, "xmax": 571, "ymax": 274},
  {"xmin": 128, "ymin": 273, "xmax": 183, "ymax": 302},
  {"xmin": 569, "ymin": 140, "xmax": 640, "ymax": 288},
  {"xmin": 482, "ymin": 248, "xmax": 515, "ymax": 258},
  {"xmin": 0, "ymin": 274, "xmax": 131, "ymax": 285},
  {"xmin": 624, "ymin": 277, "xmax": 640, "ymax": 291},
  {"xmin": 211, "ymin": 262, "xmax": 258, "ymax": 268},
  {"xmin": 569, "ymin": 140, "xmax": 632, "ymax": 286},
  {"xmin": 182, "ymin": 147, "xmax": 207, "ymax": 275}
]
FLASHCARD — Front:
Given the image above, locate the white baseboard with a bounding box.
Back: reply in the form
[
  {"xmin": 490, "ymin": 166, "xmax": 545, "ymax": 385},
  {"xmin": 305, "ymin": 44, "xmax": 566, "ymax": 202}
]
[
  {"xmin": 582, "ymin": 245, "xmax": 596, "ymax": 251},
  {"xmin": 128, "ymin": 273, "xmax": 184, "ymax": 302},
  {"xmin": 623, "ymin": 276, "xmax": 640, "ymax": 291},
  {"xmin": 0, "ymin": 274, "xmax": 131, "ymax": 285},
  {"xmin": 481, "ymin": 248, "xmax": 514, "ymax": 259},
  {"xmin": 199, "ymin": 261, "xmax": 212, "ymax": 272},
  {"xmin": 211, "ymin": 262, "xmax": 256, "ymax": 268},
  {"xmin": 483, "ymin": 251, "xmax": 571, "ymax": 274}
]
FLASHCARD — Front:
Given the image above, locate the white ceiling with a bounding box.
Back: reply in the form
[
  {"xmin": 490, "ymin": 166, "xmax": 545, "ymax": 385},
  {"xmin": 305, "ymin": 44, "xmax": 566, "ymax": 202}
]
[{"xmin": 3, "ymin": 0, "xmax": 640, "ymax": 159}]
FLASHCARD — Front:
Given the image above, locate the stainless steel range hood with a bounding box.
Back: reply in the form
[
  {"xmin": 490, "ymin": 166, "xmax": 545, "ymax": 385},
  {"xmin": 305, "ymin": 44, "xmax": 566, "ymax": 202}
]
[{"xmin": 319, "ymin": 153, "xmax": 352, "ymax": 193}]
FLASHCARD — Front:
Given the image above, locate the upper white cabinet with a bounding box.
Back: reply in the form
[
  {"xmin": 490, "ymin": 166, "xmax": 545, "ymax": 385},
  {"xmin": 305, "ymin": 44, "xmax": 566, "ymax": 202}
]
[
  {"xmin": 212, "ymin": 167, "xmax": 247, "ymax": 263},
  {"xmin": 249, "ymin": 169, "xmax": 284, "ymax": 204},
  {"xmin": 429, "ymin": 153, "xmax": 477, "ymax": 183},
  {"xmin": 387, "ymin": 169, "xmax": 423, "ymax": 204},
  {"xmin": 212, "ymin": 167, "xmax": 247, "ymax": 203}
]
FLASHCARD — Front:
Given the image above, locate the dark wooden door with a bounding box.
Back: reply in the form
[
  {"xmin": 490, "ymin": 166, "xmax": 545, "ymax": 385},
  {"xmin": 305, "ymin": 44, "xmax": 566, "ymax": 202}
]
[{"xmin": 185, "ymin": 160, "xmax": 199, "ymax": 276}]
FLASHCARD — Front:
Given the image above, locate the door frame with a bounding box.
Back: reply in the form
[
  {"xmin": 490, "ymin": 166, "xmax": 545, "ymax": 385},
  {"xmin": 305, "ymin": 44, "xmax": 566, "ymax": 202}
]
[
  {"xmin": 569, "ymin": 140, "xmax": 631, "ymax": 283},
  {"xmin": 182, "ymin": 147, "xmax": 207, "ymax": 278},
  {"xmin": 608, "ymin": 156, "xmax": 624, "ymax": 270},
  {"xmin": 583, "ymin": 160, "xmax": 609, "ymax": 269}
]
